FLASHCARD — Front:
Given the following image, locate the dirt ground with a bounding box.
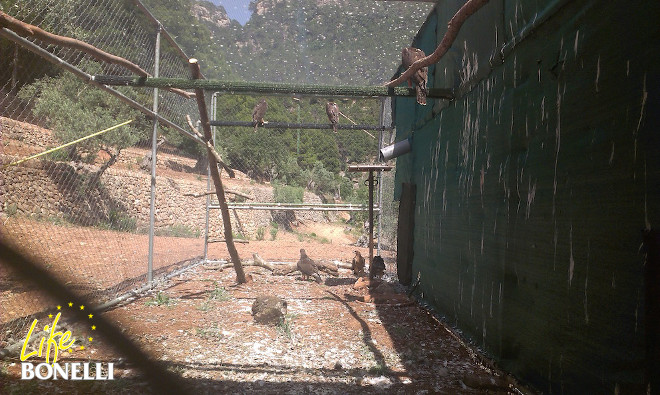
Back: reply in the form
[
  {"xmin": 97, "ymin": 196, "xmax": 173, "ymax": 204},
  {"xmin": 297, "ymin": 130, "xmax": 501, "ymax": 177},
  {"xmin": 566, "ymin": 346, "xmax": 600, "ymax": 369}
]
[
  {"xmin": 0, "ymin": 220, "xmax": 524, "ymax": 394},
  {"xmin": 1, "ymin": 120, "xmax": 525, "ymax": 393}
]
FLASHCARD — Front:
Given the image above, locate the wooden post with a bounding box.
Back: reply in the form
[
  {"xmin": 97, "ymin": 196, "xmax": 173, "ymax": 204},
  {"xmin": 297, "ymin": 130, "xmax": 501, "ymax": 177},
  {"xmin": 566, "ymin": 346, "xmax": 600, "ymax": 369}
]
[{"xmin": 188, "ymin": 58, "xmax": 247, "ymax": 284}]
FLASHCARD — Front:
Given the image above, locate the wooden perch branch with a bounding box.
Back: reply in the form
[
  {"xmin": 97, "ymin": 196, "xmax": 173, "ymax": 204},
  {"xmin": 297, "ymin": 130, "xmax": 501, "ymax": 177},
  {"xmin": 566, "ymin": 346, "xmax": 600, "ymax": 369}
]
[
  {"xmin": 209, "ymin": 254, "xmax": 279, "ymax": 272},
  {"xmin": 0, "ymin": 10, "xmax": 193, "ymax": 99},
  {"xmin": 252, "ymin": 253, "xmax": 275, "ymax": 271},
  {"xmin": 335, "ymin": 261, "xmax": 354, "ymax": 270},
  {"xmin": 385, "ymin": 0, "xmax": 489, "ymax": 88},
  {"xmin": 184, "ymin": 190, "xmax": 253, "ymax": 200},
  {"xmin": 189, "ymin": 58, "xmax": 247, "ymax": 284},
  {"xmin": 186, "ymin": 115, "xmax": 236, "ymax": 178},
  {"xmin": 0, "ymin": 11, "xmax": 146, "ymax": 75}
]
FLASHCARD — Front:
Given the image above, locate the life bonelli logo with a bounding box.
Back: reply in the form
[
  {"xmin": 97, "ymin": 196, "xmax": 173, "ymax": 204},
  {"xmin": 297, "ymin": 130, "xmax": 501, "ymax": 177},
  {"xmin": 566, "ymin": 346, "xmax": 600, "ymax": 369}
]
[{"xmin": 19, "ymin": 302, "xmax": 114, "ymax": 380}]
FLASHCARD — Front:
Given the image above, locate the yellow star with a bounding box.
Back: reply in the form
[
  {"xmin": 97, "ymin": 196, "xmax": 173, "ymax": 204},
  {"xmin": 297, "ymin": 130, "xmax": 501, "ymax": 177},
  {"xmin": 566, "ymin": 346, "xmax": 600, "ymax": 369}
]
[
  {"xmin": 88, "ymin": 337, "xmax": 93, "ymax": 342},
  {"xmin": 80, "ymin": 345, "xmax": 85, "ymax": 350},
  {"xmin": 57, "ymin": 305, "xmax": 61, "ymax": 310},
  {"xmin": 80, "ymin": 305, "xmax": 85, "ymax": 310},
  {"xmin": 91, "ymin": 325, "xmax": 96, "ymax": 330},
  {"xmin": 88, "ymin": 314, "xmax": 93, "ymax": 319},
  {"xmin": 48, "ymin": 314, "xmax": 53, "ymax": 319},
  {"xmin": 68, "ymin": 302, "xmax": 73, "ymax": 307},
  {"xmin": 67, "ymin": 349, "xmax": 72, "ymax": 354}
]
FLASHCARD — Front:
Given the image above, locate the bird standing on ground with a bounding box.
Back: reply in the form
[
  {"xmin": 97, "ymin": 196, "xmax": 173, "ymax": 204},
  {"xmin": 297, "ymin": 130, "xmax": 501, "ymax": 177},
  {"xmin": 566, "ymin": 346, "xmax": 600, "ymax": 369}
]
[
  {"xmin": 325, "ymin": 101, "xmax": 340, "ymax": 133},
  {"xmin": 297, "ymin": 249, "xmax": 322, "ymax": 283},
  {"xmin": 252, "ymin": 98, "xmax": 268, "ymax": 132},
  {"xmin": 401, "ymin": 47, "xmax": 428, "ymax": 106},
  {"xmin": 371, "ymin": 255, "xmax": 386, "ymax": 279},
  {"xmin": 352, "ymin": 250, "xmax": 365, "ymax": 277}
]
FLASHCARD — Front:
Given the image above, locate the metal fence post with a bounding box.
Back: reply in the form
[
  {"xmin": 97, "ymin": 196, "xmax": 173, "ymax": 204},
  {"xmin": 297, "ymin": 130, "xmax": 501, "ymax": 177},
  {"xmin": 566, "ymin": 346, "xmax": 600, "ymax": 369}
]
[
  {"xmin": 377, "ymin": 98, "xmax": 386, "ymax": 256},
  {"xmin": 205, "ymin": 93, "xmax": 217, "ymax": 262},
  {"xmin": 147, "ymin": 24, "xmax": 161, "ymax": 284}
]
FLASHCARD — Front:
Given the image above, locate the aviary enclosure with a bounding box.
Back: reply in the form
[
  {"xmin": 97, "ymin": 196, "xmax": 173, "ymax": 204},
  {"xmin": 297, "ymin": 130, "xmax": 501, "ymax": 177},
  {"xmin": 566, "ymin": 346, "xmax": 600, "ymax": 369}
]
[
  {"xmin": 0, "ymin": 0, "xmax": 522, "ymax": 393},
  {"xmin": 3, "ymin": 0, "xmax": 656, "ymax": 394}
]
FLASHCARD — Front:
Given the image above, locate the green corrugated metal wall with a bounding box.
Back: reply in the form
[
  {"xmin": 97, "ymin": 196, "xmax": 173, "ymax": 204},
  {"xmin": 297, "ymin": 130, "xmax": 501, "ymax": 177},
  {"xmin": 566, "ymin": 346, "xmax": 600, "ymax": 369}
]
[{"xmin": 392, "ymin": 0, "xmax": 660, "ymax": 392}]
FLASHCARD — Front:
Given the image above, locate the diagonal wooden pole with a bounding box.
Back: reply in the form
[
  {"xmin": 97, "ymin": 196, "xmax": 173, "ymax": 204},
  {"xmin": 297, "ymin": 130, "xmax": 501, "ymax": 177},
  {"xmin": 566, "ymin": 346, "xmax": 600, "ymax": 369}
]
[
  {"xmin": 188, "ymin": 58, "xmax": 247, "ymax": 284},
  {"xmin": 0, "ymin": 10, "xmax": 193, "ymax": 99}
]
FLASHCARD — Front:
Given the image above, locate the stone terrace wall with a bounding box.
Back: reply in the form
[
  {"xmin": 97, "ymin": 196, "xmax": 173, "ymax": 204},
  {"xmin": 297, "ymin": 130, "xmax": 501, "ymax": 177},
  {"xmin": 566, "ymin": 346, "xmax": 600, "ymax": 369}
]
[
  {"xmin": 2, "ymin": 159, "xmax": 328, "ymax": 239},
  {"xmin": 1, "ymin": 117, "xmax": 329, "ymax": 239}
]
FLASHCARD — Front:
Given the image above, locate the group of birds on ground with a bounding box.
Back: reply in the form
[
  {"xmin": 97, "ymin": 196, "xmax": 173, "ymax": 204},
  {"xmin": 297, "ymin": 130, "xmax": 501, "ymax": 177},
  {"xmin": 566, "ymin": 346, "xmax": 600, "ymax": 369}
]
[
  {"xmin": 251, "ymin": 46, "xmax": 428, "ymax": 132},
  {"xmin": 296, "ymin": 248, "xmax": 385, "ymax": 284},
  {"xmin": 264, "ymin": 46, "xmax": 426, "ymax": 283}
]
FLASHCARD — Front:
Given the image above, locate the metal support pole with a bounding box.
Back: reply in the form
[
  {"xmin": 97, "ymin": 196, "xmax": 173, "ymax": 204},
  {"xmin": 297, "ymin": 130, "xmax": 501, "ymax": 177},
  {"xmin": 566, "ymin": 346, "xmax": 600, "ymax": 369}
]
[
  {"xmin": 147, "ymin": 25, "xmax": 161, "ymax": 284},
  {"xmin": 347, "ymin": 165, "xmax": 392, "ymax": 279},
  {"xmin": 377, "ymin": 98, "xmax": 385, "ymax": 255},
  {"xmin": 293, "ymin": 97, "xmax": 301, "ymax": 155},
  {"xmin": 368, "ymin": 169, "xmax": 375, "ymax": 274},
  {"xmin": 11, "ymin": 43, "xmax": 18, "ymax": 93},
  {"xmin": 204, "ymin": 93, "xmax": 217, "ymax": 262}
]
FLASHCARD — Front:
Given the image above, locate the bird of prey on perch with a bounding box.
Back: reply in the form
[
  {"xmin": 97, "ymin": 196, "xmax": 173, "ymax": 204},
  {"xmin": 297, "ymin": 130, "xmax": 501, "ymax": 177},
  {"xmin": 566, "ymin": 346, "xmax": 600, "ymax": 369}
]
[
  {"xmin": 352, "ymin": 250, "xmax": 365, "ymax": 277},
  {"xmin": 401, "ymin": 47, "xmax": 428, "ymax": 106},
  {"xmin": 297, "ymin": 249, "xmax": 322, "ymax": 283},
  {"xmin": 252, "ymin": 98, "xmax": 268, "ymax": 132},
  {"xmin": 325, "ymin": 101, "xmax": 340, "ymax": 133}
]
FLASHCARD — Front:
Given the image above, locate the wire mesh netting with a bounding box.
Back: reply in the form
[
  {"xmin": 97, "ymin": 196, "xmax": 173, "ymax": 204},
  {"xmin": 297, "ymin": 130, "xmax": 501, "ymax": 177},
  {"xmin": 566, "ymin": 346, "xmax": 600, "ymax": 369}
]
[
  {"xmin": 0, "ymin": 0, "xmax": 437, "ymax": 392},
  {"xmin": 206, "ymin": 93, "xmax": 393, "ymax": 243},
  {"xmin": 0, "ymin": 0, "xmax": 407, "ymax": 344},
  {"xmin": 0, "ymin": 0, "xmax": 207, "ymax": 348}
]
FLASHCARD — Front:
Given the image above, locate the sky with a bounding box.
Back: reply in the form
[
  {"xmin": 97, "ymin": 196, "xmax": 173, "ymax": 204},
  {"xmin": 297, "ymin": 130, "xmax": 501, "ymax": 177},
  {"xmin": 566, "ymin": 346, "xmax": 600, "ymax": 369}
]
[{"xmin": 211, "ymin": 0, "xmax": 252, "ymax": 25}]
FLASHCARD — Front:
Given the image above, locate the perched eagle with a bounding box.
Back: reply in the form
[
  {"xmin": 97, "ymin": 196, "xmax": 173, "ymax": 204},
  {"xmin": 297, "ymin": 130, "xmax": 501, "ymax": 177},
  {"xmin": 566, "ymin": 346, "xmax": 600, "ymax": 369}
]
[
  {"xmin": 352, "ymin": 250, "xmax": 365, "ymax": 277},
  {"xmin": 325, "ymin": 101, "xmax": 340, "ymax": 133},
  {"xmin": 297, "ymin": 249, "xmax": 322, "ymax": 283},
  {"xmin": 252, "ymin": 98, "xmax": 268, "ymax": 132},
  {"xmin": 401, "ymin": 47, "xmax": 428, "ymax": 106}
]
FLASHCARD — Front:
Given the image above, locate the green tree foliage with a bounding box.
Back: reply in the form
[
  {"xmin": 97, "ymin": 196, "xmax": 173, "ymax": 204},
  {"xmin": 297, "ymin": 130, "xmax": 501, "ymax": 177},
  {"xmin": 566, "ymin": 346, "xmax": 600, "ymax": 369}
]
[
  {"xmin": 18, "ymin": 68, "xmax": 147, "ymax": 166},
  {"xmin": 273, "ymin": 184, "xmax": 304, "ymax": 203},
  {"xmin": 140, "ymin": 0, "xmax": 234, "ymax": 80},
  {"xmin": 213, "ymin": 94, "xmax": 379, "ymax": 188},
  {"xmin": 2, "ymin": 0, "xmax": 417, "ymax": 207},
  {"xmin": 225, "ymin": 128, "xmax": 289, "ymax": 181}
]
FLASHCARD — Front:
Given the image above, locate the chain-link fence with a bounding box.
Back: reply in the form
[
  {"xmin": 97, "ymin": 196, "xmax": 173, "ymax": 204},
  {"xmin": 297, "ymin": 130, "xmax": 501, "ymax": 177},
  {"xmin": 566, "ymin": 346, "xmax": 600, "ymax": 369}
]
[
  {"xmin": 205, "ymin": 93, "xmax": 393, "ymax": 252},
  {"xmin": 0, "ymin": 0, "xmax": 206, "ymax": 348},
  {"xmin": 0, "ymin": 0, "xmax": 399, "ymax": 357}
]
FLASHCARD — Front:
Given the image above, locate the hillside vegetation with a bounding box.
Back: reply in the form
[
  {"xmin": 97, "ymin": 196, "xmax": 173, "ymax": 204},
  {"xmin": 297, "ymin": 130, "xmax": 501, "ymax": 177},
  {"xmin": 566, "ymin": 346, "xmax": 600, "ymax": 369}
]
[{"xmin": 4, "ymin": 0, "xmax": 431, "ymax": 200}]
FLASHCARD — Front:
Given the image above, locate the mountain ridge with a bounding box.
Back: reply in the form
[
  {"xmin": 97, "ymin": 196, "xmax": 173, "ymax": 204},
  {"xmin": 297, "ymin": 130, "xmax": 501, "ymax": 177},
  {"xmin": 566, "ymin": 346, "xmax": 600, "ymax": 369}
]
[{"xmin": 188, "ymin": 0, "xmax": 433, "ymax": 84}]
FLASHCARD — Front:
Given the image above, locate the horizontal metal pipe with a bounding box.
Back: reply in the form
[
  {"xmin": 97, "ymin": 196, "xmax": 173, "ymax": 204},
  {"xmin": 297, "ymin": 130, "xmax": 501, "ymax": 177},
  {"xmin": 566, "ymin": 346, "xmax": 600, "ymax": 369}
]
[
  {"xmin": 211, "ymin": 204, "xmax": 380, "ymax": 212},
  {"xmin": 93, "ymin": 281, "xmax": 154, "ymax": 311},
  {"xmin": 224, "ymin": 202, "xmax": 375, "ymax": 207},
  {"xmin": 93, "ymin": 258, "xmax": 207, "ymax": 311},
  {"xmin": 210, "ymin": 120, "xmax": 392, "ymax": 131},
  {"xmin": 92, "ymin": 75, "xmax": 456, "ymax": 100}
]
